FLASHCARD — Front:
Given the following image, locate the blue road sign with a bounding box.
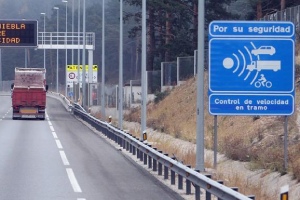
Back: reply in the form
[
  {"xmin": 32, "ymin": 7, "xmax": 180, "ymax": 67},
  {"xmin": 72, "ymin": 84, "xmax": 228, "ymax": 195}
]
[
  {"xmin": 208, "ymin": 21, "xmax": 295, "ymax": 116},
  {"xmin": 209, "ymin": 94, "xmax": 294, "ymax": 115}
]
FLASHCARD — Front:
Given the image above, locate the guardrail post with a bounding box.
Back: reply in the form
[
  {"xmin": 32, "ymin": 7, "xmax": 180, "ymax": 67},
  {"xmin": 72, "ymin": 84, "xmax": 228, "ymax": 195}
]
[
  {"xmin": 164, "ymin": 165, "xmax": 168, "ymax": 179},
  {"xmin": 129, "ymin": 141, "xmax": 132, "ymax": 153},
  {"xmin": 217, "ymin": 180, "xmax": 224, "ymax": 200},
  {"xmin": 117, "ymin": 135, "xmax": 121, "ymax": 146},
  {"xmin": 195, "ymin": 170, "xmax": 201, "ymax": 200},
  {"xmin": 148, "ymin": 145, "xmax": 152, "ymax": 169},
  {"xmin": 205, "ymin": 174, "xmax": 212, "ymax": 200},
  {"xmin": 122, "ymin": 137, "xmax": 126, "ymax": 149},
  {"xmin": 126, "ymin": 138, "xmax": 130, "ymax": 151},
  {"xmin": 158, "ymin": 162, "xmax": 163, "ymax": 176},
  {"xmin": 132, "ymin": 144, "xmax": 136, "ymax": 155},
  {"xmin": 153, "ymin": 148, "xmax": 157, "ymax": 171},
  {"xmin": 110, "ymin": 129, "xmax": 114, "ymax": 140},
  {"xmin": 195, "ymin": 184, "xmax": 200, "ymax": 200},
  {"xmin": 178, "ymin": 173, "xmax": 183, "ymax": 190},
  {"xmin": 144, "ymin": 150, "xmax": 147, "ymax": 165},
  {"xmin": 117, "ymin": 134, "xmax": 121, "ymax": 144},
  {"xmin": 186, "ymin": 165, "xmax": 191, "ymax": 195},
  {"xmin": 158, "ymin": 151, "xmax": 163, "ymax": 175},
  {"xmin": 171, "ymin": 157, "xmax": 176, "ymax": 185},
  {"xmin": 139, "ymin": 148, "xmax": 143, "ymax": 162},
  {"xmin": 164, "ymin": 154, "xmax": 169, "ymax": 179},
  {"xmin": 137, "ymin": 148, "xmax": 140, "ymax": 159}
]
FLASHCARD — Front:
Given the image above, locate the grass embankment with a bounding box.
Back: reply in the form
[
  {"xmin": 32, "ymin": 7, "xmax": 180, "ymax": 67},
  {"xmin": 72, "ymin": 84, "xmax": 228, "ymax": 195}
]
[{"xmin": 122, "ymin": 75, "xmax": 300, "ymax": 199}]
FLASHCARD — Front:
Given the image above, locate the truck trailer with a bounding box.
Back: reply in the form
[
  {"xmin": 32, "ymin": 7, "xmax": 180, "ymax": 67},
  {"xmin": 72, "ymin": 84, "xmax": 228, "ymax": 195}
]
[
  {"xmin": 11, "ymin": 68, "xmax": 48, "ymax": 120},
  {"xmin": 246, "ymin": 60, "xmax": 281, "ymax": 72}
]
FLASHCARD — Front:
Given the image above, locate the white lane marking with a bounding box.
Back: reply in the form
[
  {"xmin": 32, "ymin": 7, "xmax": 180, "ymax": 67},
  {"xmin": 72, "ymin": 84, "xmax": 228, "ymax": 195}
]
[
  {"xmin": 52, "ymin": 131, "xmax": 58, "ymax": 139},
  {"xmin": 66, "ymin": 168, "xmax": 82, "ymax": 193},
  {"xmin": 55, "ymin": 139, "xmax": 63, "ymax": 149},
  {"xmin": 46, "ymin": 112, "xmax": 85, "ymax": 197},
  {"xmin": 49, "ymin": 125, "xmax": 55, "ymax": 132},
  {"xmin": 59, "ymin": 151, "xmax": 70, "ymax": 166}
]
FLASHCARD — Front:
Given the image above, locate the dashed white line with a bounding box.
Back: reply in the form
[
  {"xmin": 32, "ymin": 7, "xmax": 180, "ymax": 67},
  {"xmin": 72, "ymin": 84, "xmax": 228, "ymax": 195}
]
[
  {"xmin": 52, "ymin": 131, "xmax": 58, "ymax": 139},
  {"xmin": 66, "ymin": 168, "xmax": 82, "ymax": 193},
  {"xmin": 55, "ymin": 139, "xmax": 63, "ymax": 149},
  {"xmin": 49, "ymin": 125, "xmax": 55, "ymax": 132},
  {"xmin": 47, "ymin": 112, "xmax": 84, "ymax": 198},
  {"xmin": 59, "ymin": 151, "xmax": 70, "ymax": 166}
]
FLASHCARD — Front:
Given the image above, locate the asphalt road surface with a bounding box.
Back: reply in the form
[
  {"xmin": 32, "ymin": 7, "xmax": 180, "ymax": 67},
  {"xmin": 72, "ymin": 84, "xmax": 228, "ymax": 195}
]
[{"xmin": 0, "ymin": 94, "xmax": 183, "ymax": 200}]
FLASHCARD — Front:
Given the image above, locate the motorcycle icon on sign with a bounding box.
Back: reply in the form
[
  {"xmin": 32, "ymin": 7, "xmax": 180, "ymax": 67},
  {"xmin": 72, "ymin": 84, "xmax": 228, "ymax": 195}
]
[{"xmin": 254, "ymin": 74, "xmax": 272, "ymax": 88}]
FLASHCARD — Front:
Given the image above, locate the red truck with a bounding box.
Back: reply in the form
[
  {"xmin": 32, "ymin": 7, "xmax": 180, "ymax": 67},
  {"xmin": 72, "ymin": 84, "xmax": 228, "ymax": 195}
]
[{"xmin": 11, "ymin": 68, "xmax": 48, "ymax": 120}]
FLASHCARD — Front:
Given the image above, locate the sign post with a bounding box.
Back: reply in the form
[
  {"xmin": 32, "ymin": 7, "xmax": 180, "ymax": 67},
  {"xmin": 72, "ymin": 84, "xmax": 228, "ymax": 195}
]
[{"xmin": 209, "ymin": 21, "xmax": 295, "ymax": 116}]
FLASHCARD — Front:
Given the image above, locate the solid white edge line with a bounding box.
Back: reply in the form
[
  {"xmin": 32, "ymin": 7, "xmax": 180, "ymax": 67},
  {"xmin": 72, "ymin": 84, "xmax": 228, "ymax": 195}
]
[
  {"xmin": 55, "ymin": 139, "xmax": 63, "ymax": 149},
  {"xmin": 66, "ymin": 168, "xmax": 82, "ymax": 193},
  {"xmin": 59, "ymin": 151, "xmax": 70, "ymax": 166},
  {"xmin": 52, "ymin": 131, "xmax": 58, "ymax": 139}
]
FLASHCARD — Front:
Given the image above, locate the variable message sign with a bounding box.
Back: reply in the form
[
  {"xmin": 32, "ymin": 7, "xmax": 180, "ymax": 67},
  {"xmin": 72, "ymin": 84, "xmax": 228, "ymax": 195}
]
[{"xmin": 0, "ymin": 20, "xmax": 37, "ymax": 47}]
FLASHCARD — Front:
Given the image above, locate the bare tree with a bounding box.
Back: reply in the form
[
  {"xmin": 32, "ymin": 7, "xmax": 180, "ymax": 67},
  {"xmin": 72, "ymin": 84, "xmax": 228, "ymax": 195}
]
[{"xmin": 281, "ymin": 0, "xmax": 286, "ymax": 10}]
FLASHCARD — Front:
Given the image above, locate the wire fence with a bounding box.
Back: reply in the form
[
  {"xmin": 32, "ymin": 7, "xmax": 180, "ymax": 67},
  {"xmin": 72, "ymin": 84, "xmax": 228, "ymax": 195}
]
[{"xmin": 261, "ymin": 5, "xmax": 300, "ymax": 39}]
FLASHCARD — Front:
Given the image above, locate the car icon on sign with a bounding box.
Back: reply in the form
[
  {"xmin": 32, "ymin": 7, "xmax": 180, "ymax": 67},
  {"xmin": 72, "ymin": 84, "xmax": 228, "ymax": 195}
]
[{"xmin": 251, "ymin": 46, "xmax": 276, "ymax": 56}]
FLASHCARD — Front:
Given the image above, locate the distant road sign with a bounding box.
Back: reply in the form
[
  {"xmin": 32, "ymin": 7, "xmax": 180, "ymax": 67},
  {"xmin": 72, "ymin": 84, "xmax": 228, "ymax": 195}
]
[
  {"xmin": 66, "ymin": 65, "xmax": 98, "ymax": 88},
  {"xmin": 0, "ymin": 20, "xmax": 37, "ymax": 47},
  {"xmin": 208, "ymin": 21, "xmax": 295, "ymax": 116}
]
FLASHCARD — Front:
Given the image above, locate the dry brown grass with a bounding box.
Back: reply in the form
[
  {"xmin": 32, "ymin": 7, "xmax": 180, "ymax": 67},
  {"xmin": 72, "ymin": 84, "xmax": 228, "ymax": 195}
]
[
  {"xmin": 120, "ymin": 65, "xmax": 300, "ymax": 200},
  {"xmin": 124, "ymin": 72, "xmax": 300, "ymax": 181},
  {"xmin": 214, "ymin": 170, "xmax": 277, "ymax": 199}
]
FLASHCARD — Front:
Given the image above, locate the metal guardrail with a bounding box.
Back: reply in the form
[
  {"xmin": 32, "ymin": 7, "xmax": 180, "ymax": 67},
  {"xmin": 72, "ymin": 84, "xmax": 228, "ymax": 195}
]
[
  {"xmin": 49, "ymin": 92, "xmax": 254, "ymax": 199},
  {"xmin": 72, "ymin": 113, "xmax": 254, "ymax": 198}
]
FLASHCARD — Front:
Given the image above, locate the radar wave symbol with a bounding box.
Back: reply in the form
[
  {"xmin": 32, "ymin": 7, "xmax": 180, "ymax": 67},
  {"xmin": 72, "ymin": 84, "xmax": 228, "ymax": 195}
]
[{"xmin": 222, "ymin": 43, "xmax": 258, "ymax": 85}]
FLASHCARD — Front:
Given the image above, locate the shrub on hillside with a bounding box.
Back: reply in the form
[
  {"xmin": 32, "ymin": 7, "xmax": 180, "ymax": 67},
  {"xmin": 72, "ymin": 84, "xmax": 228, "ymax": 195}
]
[
  {"xmin": 154, "ymin": 89, "xmax": 170, "ymax": 104},
  {"xmin": 289, "ymin": 143, "xmax": 300, "ymax": 180}
]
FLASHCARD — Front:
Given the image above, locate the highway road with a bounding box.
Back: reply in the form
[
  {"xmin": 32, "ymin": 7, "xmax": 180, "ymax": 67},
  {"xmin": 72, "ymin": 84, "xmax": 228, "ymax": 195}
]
[{"xmin": 0, "ymin": 93, "xmax": 183, "ymax": 200}]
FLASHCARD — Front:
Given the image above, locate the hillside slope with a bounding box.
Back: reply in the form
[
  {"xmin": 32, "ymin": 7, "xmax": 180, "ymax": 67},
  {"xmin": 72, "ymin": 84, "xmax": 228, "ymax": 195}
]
[{"xmin": 125, "ymin": 72, "xmax": 300, "ymax": 178}]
